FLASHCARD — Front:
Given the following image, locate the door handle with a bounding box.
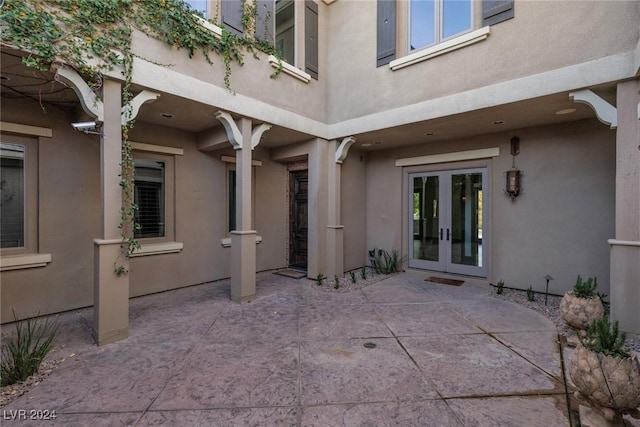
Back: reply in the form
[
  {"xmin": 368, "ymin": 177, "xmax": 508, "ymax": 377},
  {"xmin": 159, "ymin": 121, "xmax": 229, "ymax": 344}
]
[
  {"xmin": 439, "ymin": 228, "xmax": 443, "ymax": 241},
  {"xmin": 446, "ymin": 229, "xmax": 450, "ymax": 241}
]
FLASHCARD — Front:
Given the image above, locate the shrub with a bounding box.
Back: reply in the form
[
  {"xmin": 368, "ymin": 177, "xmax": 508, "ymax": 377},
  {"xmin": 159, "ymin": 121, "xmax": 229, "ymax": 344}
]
[
  {"xmin": 496, "ymin": 280, "xmax": 504, "ymax": 295},
  {"xmin": 1, "ymin": 310, "xmax": 59, "ymax": 387},
  {"xmin": 350, "ymin": 271, "xmax": 357, "ymax": 284},
  {"xmin": 315, "ymin": 273, "xmax": 325, "ymax": 286},
  {"xmin": 334, "ymin": 275, "xmax": 340, "ymax": 289},
  {"xmin": 369, "ymin": 248, "xmax": 402, "ymax": 275},
  {"xmin": 360, "ymin": 266, "xmax": 367, "ymax": 280},
  {"xmin": 573, "ymin": 275, "xmax": 598, "ymax": 298},
  {"xmin": 527, "ymin": 286, "xmax": 535, "ymax": 301},
  {"xmin": 583, "ymin": 317, "xmax": 630, "ymax": 358}
]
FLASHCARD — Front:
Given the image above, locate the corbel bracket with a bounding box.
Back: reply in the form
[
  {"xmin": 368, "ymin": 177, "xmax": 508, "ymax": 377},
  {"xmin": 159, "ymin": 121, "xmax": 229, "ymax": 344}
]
[
  {"xmin": 215, "ymin": 110, "xmax": 243, "ymax": 150},
  {"xmin": 251, "ymin": 123, "xmax": 272, "ymax": 150},
  {"xmin": 53, "ymin": 65, "xmax": 104, "ymax": 122},
  {"xmin": 121, "ymin": 90, "xmax": 160, "ymax": 125},
  {"xmin": 335, "ymin": 136, "xmax": 357, "ymax": 164},
  {"xmin": 569, "ymin": 89, "xmax": 617, "ymax": 129}
]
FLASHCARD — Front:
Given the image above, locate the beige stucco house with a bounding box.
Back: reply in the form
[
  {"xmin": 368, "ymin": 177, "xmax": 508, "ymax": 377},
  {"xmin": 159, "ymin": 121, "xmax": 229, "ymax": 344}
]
[{"xmin": 1, "ymin": 0, "xmax": 639, "ymax": 344}]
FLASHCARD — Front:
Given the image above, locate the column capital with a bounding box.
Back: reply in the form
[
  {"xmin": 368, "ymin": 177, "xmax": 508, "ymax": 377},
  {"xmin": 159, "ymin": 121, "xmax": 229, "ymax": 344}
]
[{"xmin": 335, "ymin": 136, "xmax": 357, "ymax": 163}]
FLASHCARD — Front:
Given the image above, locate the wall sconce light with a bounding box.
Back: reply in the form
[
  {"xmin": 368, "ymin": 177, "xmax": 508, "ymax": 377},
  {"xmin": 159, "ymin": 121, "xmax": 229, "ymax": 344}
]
[
  {"xmin": 71, "ymin": 121, "xmax": 102, "ymax": 135},
  {"xmin": 505, "ymin": 136, "xmax": 522, "ymax": 200},
  {"xmin": 505, "ymin": 169, "xmax": 521, "ymax": 199}
]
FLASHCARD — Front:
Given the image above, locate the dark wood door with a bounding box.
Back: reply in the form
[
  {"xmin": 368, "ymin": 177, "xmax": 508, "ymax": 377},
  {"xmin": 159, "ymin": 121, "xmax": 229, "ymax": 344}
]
[{"xmin": 289, "ymin": 170, "xmax": 308, "ymax": 270}]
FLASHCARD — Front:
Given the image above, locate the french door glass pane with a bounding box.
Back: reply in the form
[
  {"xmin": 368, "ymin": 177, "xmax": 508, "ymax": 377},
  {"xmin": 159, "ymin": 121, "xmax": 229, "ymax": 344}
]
[
  {"xmin": 413, "ymin": 175, "xmax": 439, "ymax": 261},
  {"xmin": 450, "ymin": 172, "xmax": 483, "ymax": 267}
]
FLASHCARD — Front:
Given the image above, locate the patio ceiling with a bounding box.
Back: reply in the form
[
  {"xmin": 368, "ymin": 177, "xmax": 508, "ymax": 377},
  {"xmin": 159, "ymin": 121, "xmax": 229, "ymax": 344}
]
[{"xmin": 2, "ymin": 48, "xmax": 611, "ymax": 152}]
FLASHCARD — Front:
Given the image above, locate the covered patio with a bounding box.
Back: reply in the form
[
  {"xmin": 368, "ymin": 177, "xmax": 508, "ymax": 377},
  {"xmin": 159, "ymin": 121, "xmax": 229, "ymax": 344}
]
[{"xmin": 2, "ymin": 271, "xmax": 577, "ymax": 426}]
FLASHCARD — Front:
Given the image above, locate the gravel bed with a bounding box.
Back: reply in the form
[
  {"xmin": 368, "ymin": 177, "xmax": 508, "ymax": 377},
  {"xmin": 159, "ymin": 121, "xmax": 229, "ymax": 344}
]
[{"xmin": 489, "ymin": 287, "xmax": 640, "ymax": 355}]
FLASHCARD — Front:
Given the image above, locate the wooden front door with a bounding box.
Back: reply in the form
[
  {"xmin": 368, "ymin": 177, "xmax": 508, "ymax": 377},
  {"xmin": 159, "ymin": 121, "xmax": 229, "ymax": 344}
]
[{"xmin": 289, "ymin": 170, "xmax": 308, "ymax": 270}]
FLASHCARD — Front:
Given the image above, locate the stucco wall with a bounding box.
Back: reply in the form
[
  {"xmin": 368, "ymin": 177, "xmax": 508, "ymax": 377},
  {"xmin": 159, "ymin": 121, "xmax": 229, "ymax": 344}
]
[
  {"xmin": 341, "ymin": 147, "xmax": 367, "ymax": 271},
  {"xmin": 1, "ymin": 104, "xmax": 290, "ymax": 322},
  {"xmin": 325, "ymin": 0, "xmax": 640, "ymax": 123},
  {"xmin": 365, "ymin": 119, "xmax": 615, "ymax": 296}
]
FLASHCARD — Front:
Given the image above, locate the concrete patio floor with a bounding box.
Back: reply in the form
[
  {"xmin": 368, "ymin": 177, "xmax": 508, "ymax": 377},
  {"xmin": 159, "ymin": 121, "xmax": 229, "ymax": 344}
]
[{"xmin": 2, "ymin": 270, "xmax": 574, "ymax": 426}]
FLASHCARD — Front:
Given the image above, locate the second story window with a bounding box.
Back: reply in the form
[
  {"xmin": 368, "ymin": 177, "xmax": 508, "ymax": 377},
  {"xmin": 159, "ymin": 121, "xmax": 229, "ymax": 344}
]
[
  {"xmin": 276, "ymin": 0, "xmax": 295, "ymax": 65},
  {"xmin": 184, "ymin": 0, "xmax": 209, "ymax": 18},
  {"xmin": 410, "ymin": 0, "xmax": 472, "ymax": 51}
]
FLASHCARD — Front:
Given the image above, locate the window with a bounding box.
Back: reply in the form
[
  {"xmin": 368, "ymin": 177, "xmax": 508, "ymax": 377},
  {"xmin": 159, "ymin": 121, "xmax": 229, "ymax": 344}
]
[
  {"xmin": 0, "ymin": 135, "xmax": 37, "ymax": 255},
  {"xmin": 276, "ymin": 0, "xmax": 295, "ymax": 65},
  {"xmin": 410, "ymin": 0, "xmax": 472, "ymax": 51},
  {"xmin": 184, "ymin": 0, "xmax": 209, "ymax": 18},
  {"xmin": 228, "ymin": 169, "xmax": 236, "ymax": 232},
  {"xmin": 1, "ymin": 143, "xmax": 25, "ymax": 248},
  {"xmin": 134, "ymin": 156, "xmax": 170, "ymax": 239}
]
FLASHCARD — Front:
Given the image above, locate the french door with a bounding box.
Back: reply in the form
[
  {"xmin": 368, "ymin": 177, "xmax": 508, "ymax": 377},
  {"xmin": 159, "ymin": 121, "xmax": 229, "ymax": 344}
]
[{"xmin": 408, "ymin": 168, "xmax": 488, "ymax": 277}]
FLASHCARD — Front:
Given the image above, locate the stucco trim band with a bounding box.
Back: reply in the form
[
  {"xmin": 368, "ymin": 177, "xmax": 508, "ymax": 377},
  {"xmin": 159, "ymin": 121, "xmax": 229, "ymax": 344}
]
[
  {"xmin": 0, "ymin": 253, "xmax": 52, "ymax": 271},
  {"xmin": 129, "ymin": 241, "xmax": 184, "ymax": 257},
  {"xmin": 390, "ymin": 26, "xmax": 490, "ymax": 71},
  {"xmin": 132, "ymin": 142, "xmax": 184, "ymax": 156},
  {"xmin": 395, "ymin": 147, "xmax": 500, "ymax": 167},
  {"xmin": 221, "ymin": 235, "xmax": 263, "ymax": 248},
  {"xmin": 220, "ymin": 155, "xmax": 262, "ymax": 166},
  {"xmin": 0, "ymin": 122, "xmax": 52, "ymax": 138}
]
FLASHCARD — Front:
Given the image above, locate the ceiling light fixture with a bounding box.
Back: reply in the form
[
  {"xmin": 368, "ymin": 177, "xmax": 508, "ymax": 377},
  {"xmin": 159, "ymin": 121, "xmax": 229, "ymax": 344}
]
[
  {"xmin": 361, "ymin": 143, "xmax": 372, "ymax": 147},
  {"xmin": 555, "ymin": 108, "xmax": 576, "ymax": 115}
]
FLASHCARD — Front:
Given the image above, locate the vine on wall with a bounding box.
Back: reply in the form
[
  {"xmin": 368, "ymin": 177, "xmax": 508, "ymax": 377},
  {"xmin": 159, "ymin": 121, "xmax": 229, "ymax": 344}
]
[{"xmin": 1, "ymin": 0, "xmax": 280, "ymax": 271}]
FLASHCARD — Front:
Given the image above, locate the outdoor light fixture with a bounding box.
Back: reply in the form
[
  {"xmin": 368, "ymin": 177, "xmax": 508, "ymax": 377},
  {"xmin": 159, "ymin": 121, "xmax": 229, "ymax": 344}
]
[
  {"xmin": 505, "ymin": 136, "xmax": 522, "ymax": 200},
  {"xmin": 71, "ymin": 121, "xmax": 102, "ymax": 135}
]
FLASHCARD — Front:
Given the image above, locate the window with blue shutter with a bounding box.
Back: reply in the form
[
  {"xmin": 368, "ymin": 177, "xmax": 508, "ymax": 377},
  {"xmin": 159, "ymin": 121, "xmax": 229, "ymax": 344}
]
[
  {"xmin": 482, "ymin": 0, "xmax": 514, "ymax": 26},
  {"xmin": 377, "ymin": 0, "xmax": 396, "ymax": 67},
  {"xmin": 222, "ymin": 0, "xmax": 244, "ymax": 36},
  {"xmin": 305, "ymin": 0, "xmax": 318, "ymax": 80}
]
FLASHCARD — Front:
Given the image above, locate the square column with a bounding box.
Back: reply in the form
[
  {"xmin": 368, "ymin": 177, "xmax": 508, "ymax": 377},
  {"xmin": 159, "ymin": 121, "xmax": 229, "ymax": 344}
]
[
  {"xmin": 326, "ymin": 139, "xmax": 344, "ymax": 278},
  {"xmin": 93, "ymin": 79, "xmax": 129, "ymax": 345},
  {"xmin": 231, "ymin": 117, "xmax": 256, "ymax": 303},
  {"xmin": 610, "ymin": 79, "xmax": 640, "ymax": 334}
]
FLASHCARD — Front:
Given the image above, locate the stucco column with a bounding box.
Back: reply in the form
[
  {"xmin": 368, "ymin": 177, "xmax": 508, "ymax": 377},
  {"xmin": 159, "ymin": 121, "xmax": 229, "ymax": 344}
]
[
  {"xmin": 609, "ymin": 79, "xmax": 640, "ymax": 334},
  {"xmin": 93, "ymin": 79, "xmax": 129, "ymax": 345},
  {"xmin": 326, "ymin": 139, "xmax": 344, "ymax": 278},
  {"xmin": 307, "ymin": 138, "xmax": 329, "ymax": 278},
  {"xmin": 231, "ymin": 117, "xmax": 257, "ymax": 303}
]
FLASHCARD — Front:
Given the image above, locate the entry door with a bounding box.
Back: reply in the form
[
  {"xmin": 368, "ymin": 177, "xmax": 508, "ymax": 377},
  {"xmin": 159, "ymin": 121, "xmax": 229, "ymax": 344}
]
[
  {"xmin": 289, "ymin": 170, "xmax": 308, "ymax": 270},
  {"xmin": 409, "ymin": 168, "xmax": 488, "ymax": 277}
]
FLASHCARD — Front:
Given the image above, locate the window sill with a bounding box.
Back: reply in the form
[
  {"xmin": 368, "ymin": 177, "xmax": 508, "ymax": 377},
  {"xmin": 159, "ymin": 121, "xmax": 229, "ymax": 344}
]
[
  {"xmin": 0, "ymin": 253, "xmax": 52, "ymax": 271},
  {"xmin": 268, "ymin": 56, "xmax": 311, "ymax": 83},
  {"xmin": 130, "ymin": 242, "xmax": 184, "ymax": 257},
  {"xmin": 221, "ymin": 235, "xmax": 263, "ymax": 248},
  {"xmin": 390, "ymin": 26, "xmax": 491, "ymax": 71},
  {"xmin": 193, "ymin": 14, "xmax": 222, "ymax": 39}
]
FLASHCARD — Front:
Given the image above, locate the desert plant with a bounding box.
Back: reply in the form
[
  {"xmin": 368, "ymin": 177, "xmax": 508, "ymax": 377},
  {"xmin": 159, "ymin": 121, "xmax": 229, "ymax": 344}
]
[
  {"xmin": 369, "ymin": 248, "xmax": 402, "ymax": 275},
  {"xmin": 597, "ymin": 292, "xmax": 610, "ymax": 311},
  {"xmin": 496, "ymin": 280, "xmax": 504, "ymax": 295},
  {"xmin": 315, "ymin": 273, "xmax": 325, "ymax": 286},
  {"xmin": 350, "ymin": 271, "xmax": 357, "ymax": 284},
  {"xmin": 360, "ymin": 266, "xmax": 367, "ymax": 280},
  {"xmin": 1, "ymin": 310, "xmax": 59, "ymax": 387},
  {"xmin": 583, "ymin": 317, "xmax": 630, "ymax": 358},
  {"xmin": 527, "ymin": 286, "xmax": 535, "ymax": 301},
  {"xmin": 573, "ymin": 275, "xmax": 598, "ymax": 298},
  {"xmin": 334, "ymin": 275, "xmax": 340, "ymax": 289}
]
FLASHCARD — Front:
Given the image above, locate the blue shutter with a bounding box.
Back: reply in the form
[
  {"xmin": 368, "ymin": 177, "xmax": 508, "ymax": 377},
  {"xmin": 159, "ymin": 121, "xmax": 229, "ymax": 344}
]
[
  {"xmin": 305, "ymin": 1, "xmax": 318, "ymax": 80},
  {"xmin": 222, "ymin": 0, "xmax": 244, "ymax": 36},
  {"xmin": 256, "ymin": 0, "xmax": 275, "ymax": 43},
  {"xmin": 377, "ymin": 0, "xmax": 396, "ymax": 67},
  {"xmin": 483, "ymin": 0, "xmax": 514, "ymax": 26}
]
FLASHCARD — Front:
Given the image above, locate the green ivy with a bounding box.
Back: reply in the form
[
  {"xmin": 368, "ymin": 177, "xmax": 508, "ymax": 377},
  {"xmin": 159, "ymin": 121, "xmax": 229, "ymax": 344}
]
[{"xmin": 1, "ymin": 0, "xmax": 280, "ymax": 269}]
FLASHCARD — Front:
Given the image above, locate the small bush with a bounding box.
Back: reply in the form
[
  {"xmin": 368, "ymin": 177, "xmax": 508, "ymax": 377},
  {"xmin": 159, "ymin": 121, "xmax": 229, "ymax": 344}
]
[
  {"xmin": 360, "ymin": 266, "xmax": 367, "ymax": 280},
  {"xmin": 526, "ymin": 286, "xmax": 535, "ymax": 301},
  {"xmin": 369, "ymin": 248, "xmax": 402, "ymax": 275},
  {"xmin": 315, "ymin": 273, "xmax": 325, "ymax": 286},
  {"xmin": 573, "ymin": 275, "xmax": 598, "ymax": 298},
  {"xmin": 583, "ymin": 317, "xmax": 630, "ymax": 358},
  {"xmin": 496, "ymin": 280, "xmax": 504, "ymax": 295},
  {"xmin": 1, "ymin": 310, "xmax": 59, "ymax": 387},
  {"xmin": 350, "ymin": 271, "xmax": 356, "ymax": 284},
  {"xmin": 334, "ymin": 275, "xmax": 340, "ymax": 289}
]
